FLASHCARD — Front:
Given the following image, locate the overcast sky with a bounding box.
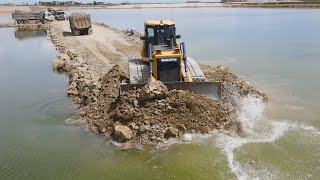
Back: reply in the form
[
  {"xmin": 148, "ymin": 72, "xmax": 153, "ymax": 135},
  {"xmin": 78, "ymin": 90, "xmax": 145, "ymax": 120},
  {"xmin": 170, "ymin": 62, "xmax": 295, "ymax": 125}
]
[{"xmin": 0, "ymin": 0, "xmax": 220, "ymax": 4}]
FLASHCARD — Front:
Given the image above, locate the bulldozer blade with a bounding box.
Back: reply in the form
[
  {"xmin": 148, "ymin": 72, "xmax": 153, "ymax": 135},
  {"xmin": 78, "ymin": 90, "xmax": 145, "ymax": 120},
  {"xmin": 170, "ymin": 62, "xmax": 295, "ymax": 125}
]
[{"xmin": 120, "ymin": 82, "xmax": 221, "ymax": 100}]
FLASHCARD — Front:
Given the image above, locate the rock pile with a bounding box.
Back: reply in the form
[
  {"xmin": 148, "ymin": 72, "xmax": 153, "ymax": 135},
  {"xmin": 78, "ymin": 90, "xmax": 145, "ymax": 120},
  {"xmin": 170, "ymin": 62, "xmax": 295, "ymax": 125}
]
[{"xmin": 81, "ymin": 78, "xmax": 240, "ymax": 145}]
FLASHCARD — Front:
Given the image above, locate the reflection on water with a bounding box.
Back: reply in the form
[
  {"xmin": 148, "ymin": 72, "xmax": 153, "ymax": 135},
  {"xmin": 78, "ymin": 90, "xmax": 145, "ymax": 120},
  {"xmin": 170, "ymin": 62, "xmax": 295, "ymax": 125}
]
[{"xmin": 14, "ymin": 28, "xmax": 47, "ymax": 40}]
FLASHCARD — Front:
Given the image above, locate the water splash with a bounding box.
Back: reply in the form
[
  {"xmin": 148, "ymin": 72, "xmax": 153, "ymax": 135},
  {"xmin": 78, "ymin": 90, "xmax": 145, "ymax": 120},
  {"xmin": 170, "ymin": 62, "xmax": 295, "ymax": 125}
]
[
  {"xmin": 236, "ymin": 95, "xmax": 265, "ymax": 135},
  {"xmin": 216, "ymin": 95, "xmax": 320, "ymax": 180}
]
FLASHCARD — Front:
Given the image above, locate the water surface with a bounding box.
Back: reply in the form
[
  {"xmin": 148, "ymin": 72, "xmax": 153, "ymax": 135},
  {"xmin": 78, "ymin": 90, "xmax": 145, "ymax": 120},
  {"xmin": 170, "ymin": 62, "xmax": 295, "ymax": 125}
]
[
  {"xmin": 0, "ymin": 14, "xmax": 13, "ymax": 23},
  {"xmin": 1, "ymin": 8, "xmax": 320, "ymax": 179}
]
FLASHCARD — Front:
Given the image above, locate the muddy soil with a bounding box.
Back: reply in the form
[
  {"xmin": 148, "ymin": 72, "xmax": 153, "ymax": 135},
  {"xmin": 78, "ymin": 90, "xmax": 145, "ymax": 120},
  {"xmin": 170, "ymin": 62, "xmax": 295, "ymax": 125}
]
[{"xmin": 48, "ymin": 21, "xmax": 267, "ymax": 147}]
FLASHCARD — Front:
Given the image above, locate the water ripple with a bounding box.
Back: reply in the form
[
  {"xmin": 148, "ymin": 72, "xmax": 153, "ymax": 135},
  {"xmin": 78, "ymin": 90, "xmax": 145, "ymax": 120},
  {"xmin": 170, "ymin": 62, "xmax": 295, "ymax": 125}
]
[{"xmin": 39, "ymin": 97, "xmax": 77, "ymax": 118}]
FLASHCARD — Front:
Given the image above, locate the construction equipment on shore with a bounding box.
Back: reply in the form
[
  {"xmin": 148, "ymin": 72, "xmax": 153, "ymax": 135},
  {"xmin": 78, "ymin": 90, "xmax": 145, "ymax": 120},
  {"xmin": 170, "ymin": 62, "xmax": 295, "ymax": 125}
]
[
  {"xmin": 12, "ymin": 11, "xmax": 46, "ymax": 24},
  {"xmin": 120, "ymin": 20, "xmax": 221, "ymax": 100},
  {"xmin": 69, "ymin": 12, "xmax": 93, "ymax": 36},
  {"xmin": 43, "ymin": 11, "xmax": 55, "ymax": 22},
  {"xmin": 54, "ymin": 10, "xmax": 66, "ymax": 20}
]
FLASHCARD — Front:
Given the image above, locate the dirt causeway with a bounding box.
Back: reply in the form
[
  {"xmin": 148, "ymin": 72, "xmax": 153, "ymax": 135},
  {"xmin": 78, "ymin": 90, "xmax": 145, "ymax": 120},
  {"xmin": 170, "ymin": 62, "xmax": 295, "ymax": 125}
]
[{"xmin": 48, "ymin": 21, "xmax": 267, "ymax": 148}]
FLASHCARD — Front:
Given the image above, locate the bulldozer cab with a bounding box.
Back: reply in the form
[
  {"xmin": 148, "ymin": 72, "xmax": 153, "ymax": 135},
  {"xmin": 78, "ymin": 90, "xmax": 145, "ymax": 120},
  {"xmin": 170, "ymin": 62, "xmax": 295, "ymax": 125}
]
[{"xmin": 142, "ymin": 20, "xmax": 180, "ymax": 57}]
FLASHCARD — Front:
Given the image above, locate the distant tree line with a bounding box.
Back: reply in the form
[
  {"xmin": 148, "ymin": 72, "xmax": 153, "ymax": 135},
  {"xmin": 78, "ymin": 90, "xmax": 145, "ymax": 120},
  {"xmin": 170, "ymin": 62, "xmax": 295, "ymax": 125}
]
[
  {"xmin": 35, "ymin": 1, "xmax": 107, "ymax": 6},
  {"xmin": 301, "ymin": 0, "xmax": 320, "ymax": 2},
  {"xmin": 221, "ymin": 0, "xmax": 320, "ymax": 2}
]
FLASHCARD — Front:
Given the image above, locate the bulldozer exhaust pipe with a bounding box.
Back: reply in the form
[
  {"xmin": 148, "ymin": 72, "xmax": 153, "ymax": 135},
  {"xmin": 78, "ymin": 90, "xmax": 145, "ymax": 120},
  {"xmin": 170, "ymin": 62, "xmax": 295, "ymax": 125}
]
[
  {"xmin": 148, "ymin": 43, "xmax": 154, "ymax": 82},
  {"xmin": 181, "ymin": 42, "xmax": 188, "ymax": 76}
]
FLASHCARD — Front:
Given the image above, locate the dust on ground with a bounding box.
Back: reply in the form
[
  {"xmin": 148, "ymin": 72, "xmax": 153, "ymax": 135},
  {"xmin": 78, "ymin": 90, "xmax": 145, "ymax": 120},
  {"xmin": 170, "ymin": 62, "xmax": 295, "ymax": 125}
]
[{"xmin": 49, "ymin": 20, "xmax": 267, "ymax": 147}]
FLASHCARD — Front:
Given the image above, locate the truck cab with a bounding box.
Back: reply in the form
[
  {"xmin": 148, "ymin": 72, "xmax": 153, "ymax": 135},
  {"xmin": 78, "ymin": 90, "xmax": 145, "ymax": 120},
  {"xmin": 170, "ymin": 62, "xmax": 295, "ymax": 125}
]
[
  {"xmin": 54, "ymin": 10, "xmax": 66, "ymax": 20},
  {"xmin": 43, "ymin": 11, "xmax": 54, "ymax": 22}
]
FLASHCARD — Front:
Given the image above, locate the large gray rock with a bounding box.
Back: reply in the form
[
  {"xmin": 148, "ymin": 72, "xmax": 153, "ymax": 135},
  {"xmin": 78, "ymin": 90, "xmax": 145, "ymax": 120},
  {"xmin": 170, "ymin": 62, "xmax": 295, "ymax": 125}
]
[
  {"xmin": 58, "ymin": 53, "xmax": 70, "ymax": 61},
  {"xmin": 177, "ymin": 124, "xmax": 187, "ymax": 134},
  {"xmin": 69, "ymin": 72, "xmax": 79, "ymax": 82},
  {"xmin": 52, "ymin": 59, "xmax": 64, "ymax": 70},
  {"xmin": 164, "ymin": 127, "xmax": 180, "ymax": 139},
  {"xmin": 63, "ymin": 62, "xmax": 73, "ymax": 72},
  {"xmin": 139, "ymin": 81, "xmax": 168, "ymax": 103},
  {"xmin": 67, "ymin": 82, "xmax": 78, "ymax": 96},
  {"xmin": 139, "ymin": 125, "xmax": 150, "ymax": 134},
  {"xmin": 113, "ymin": 125, "xmax": 133, "ymax": 142}
]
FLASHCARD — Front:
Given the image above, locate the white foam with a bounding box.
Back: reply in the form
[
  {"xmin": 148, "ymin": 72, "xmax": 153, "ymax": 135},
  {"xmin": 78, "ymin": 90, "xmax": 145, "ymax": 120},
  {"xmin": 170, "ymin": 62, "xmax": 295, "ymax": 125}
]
[
  {"xmin": 235, "ymin": 95, "xmax": 265, "ymax": 135},
  {"xmin": 65, "ymin": 118, "xmax": 84, "ymax": 126},
  {"xmin": 216, "ymin": 121, "xmax": 294, "ymax": 179},
  {"xmin": 215, "ymin": 95, "xmax": 320, "ymax": 180},
  {"xmin": 152, "ymin": 92, "xmax": 320, "ymax": 179},
  {"xmin": 156, "ymin": 133, "xmax": 213, "ymax": 149}
]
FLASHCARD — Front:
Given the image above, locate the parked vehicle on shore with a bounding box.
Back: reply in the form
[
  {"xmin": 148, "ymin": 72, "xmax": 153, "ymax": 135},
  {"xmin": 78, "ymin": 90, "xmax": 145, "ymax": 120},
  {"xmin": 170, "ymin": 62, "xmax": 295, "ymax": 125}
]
[
  {"xmin": 43, "ymin": 11, "xmax": 55, "ymax": 22},
  {"xmin": 54, "ymin": 10, "xmax": 66, "ymax": 20},
  {"xmin": 12, "ymin": 11, "xmax": 46, "ymax": 24},
  {"xmin": 47, "ymin": 7, "xmax": 55, "ymax": 14}
]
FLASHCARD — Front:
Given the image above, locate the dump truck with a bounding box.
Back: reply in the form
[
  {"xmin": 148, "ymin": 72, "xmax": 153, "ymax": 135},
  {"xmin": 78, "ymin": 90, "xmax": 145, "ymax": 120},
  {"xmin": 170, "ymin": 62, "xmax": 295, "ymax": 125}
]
[
  {"xmin": 12, "ymin": 11, "xmax": 46, "ymax": 24},
  {"xmin": 69, "ymin": 13, "xmax": 92, "ymax": 36},
  {"xmin": 47, "ymin": 8, "xmax": 55, "ymax": 14},
  {"xmin": 120, "ymin": 20, "xmax": 221, "ymax": 100}
]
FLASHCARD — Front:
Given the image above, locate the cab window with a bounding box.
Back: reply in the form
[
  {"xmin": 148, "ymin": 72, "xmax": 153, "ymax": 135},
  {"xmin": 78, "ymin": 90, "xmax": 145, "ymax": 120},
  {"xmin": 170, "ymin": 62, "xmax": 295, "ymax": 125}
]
[{"xmin": 147, "ymin": 28, "xmax": 154, "ymax": 38}]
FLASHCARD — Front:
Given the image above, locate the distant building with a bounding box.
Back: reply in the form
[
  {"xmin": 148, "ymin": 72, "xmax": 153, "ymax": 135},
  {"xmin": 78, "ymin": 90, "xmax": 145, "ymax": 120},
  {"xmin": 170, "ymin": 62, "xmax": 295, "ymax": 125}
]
[
  {"xmin": 186, "ymin": 1, "xmax": 201, "ymax": 3},
  {"xmin": 221, "ymin": 0, "xmax": 244, "ymax": 2},
  {"xmin": 65, "ymin": 1, "xmax": 74, "ymax": 6},
  {"xmin": 97, "ymin": 2, "xmax": 106, "ymax": 5}
]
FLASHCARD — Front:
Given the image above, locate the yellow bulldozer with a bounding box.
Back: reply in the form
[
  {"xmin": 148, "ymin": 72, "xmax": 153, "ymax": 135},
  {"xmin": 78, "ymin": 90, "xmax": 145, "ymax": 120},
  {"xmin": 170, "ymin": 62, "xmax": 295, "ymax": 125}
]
[{"xmin": 120, "ymin": 20, "xmax": 221, "ymax": 99}]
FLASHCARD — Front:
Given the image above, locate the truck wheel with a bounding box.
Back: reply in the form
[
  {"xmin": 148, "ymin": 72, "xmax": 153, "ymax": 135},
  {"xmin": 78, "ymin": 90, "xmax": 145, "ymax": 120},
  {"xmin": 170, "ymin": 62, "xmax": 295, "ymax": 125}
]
[
  {"xmin": 74, "ymin": 30, "xmax": 80, "ymax": 36},
  {"xmin": 88, "ymin": 28, "xmax": 93, "ymax": 35}
]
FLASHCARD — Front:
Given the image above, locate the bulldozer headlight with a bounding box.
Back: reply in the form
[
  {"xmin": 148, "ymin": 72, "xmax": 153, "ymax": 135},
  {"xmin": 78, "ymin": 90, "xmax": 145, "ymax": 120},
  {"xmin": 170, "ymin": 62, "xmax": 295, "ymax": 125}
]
[{"xmin": 155, "ymin": 50, "xmax": 162, "ymax": 55}]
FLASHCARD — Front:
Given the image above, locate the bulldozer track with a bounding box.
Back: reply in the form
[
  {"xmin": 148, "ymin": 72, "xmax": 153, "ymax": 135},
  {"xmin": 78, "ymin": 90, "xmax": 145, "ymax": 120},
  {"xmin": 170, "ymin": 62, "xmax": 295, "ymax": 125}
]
[
  {"xmin": 182, "ymin": 57, "xmax": 207, "ymax": 82},
  {"xmin": 129, "ymin": 59, "xmax": 150, "ymax": 84}
]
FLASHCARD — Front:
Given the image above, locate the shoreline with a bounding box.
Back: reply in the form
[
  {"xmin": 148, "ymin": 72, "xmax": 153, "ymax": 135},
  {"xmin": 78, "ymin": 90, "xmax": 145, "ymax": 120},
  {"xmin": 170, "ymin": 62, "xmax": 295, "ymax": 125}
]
[
  {"xmin": 1, "ymin": 2, "xmax": 320, "ymax": 15},
  {"xmin": 0, "ymin": 23, "xmax": 47, "ymax": 28}
]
